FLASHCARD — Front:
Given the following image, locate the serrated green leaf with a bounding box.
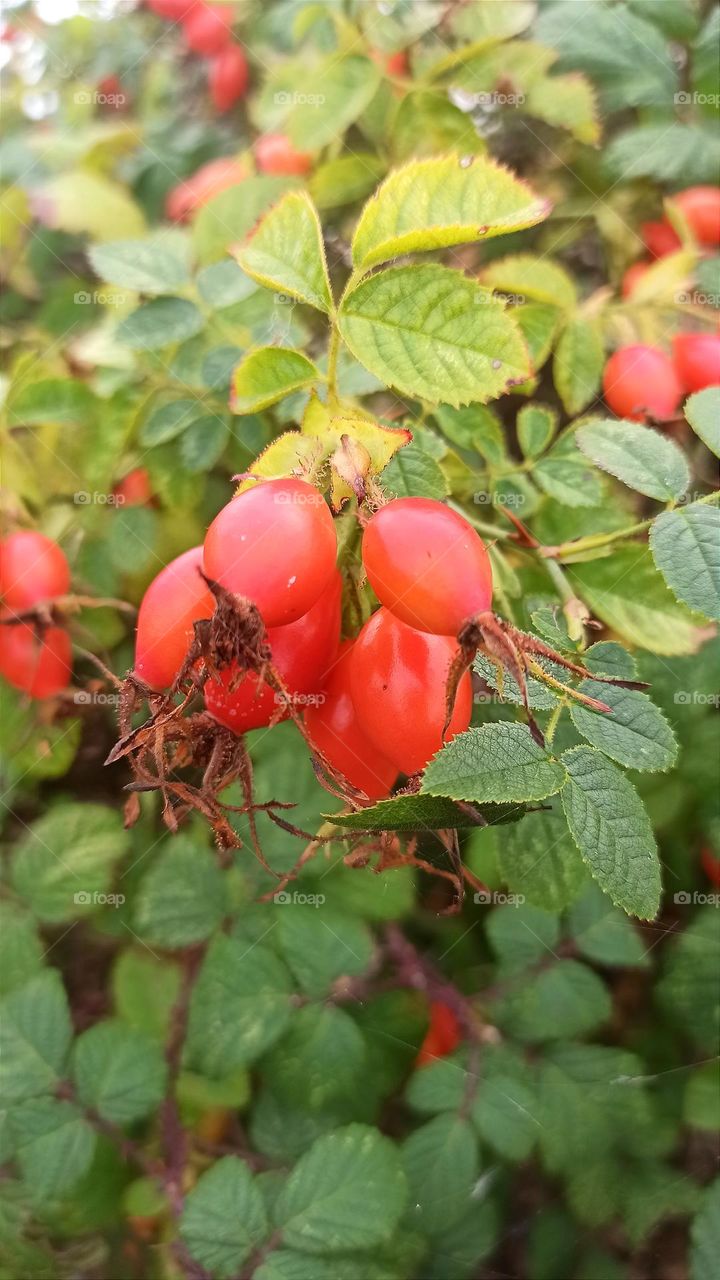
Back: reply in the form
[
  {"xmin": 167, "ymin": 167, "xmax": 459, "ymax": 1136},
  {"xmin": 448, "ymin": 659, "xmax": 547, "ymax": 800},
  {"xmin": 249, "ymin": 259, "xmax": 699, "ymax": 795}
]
[
  {"xmin": 88, "ymin": 238, "xmax": 189, "ymax": 294},
  {"xmin": 561, "ymin": 746, "xmax": 661, "ymax": 919},
  {"xmin": 134, "ymin": 839, "xmax": 228, "ymax": 948},
  {"xmin": 180, "ymin": 1158, "xmax": 268, "ymax": 1278},
  {"xmin": 497, "ymin": 810, "xmax": 588, "ymax": 912},
  {"xmin": 684, "ymin": 1066, "xmax": 720, "ymax": 1133},
  {"xmin": 423, "ymin": 725, "xmax": 566, "ymax": 803},
  {"xmin": 553, "ymin": 318, "xmax": 604, "ymax": 416},
  {"xmin": 259, "ymin": 56, "xmax": 381, "ymax": 152},
  {"xmin": 338, "ymin": 264, "xmax": 530, "ymax": 407},
  {"xmin": 685, "ymin": 387, "xmax": 720, "ymax": 456},
  {"xmin": 473, "ymin": 648, "xmax": 561, "ymax": 710},
  {"xmin": 263, "ymin": 1006, "xmax": 366, "ymax": 1113},
  {"xmin": 179, "ymin": 413, "xmax": 230, "ymax": 472},
  {"xmin": 351, "ymin": 154, "xmax": 549, "ymax": 270},
  {"xmin": 0, "ymin": 905, "xmax": 44, "ymax": 997},
  {"xmin": 273, "ymin": 1124, "xmax": 407, "ymax": 1253},
  {"xmin": 526, "ymin": 72, "xmax": 600, "ymax": 145},
  {"xmin": 73, "ymin": 1020, "xmax": 167, "ymax": 1124},
  {"xmin": 391, "ymin": 90, "xmax": 484, "ymax": 162},
  {"xmin": 576, "ymin": 418, "xmax": 689, "ymax": 501},
  {"xmin": 231, "ymin": 347, "xmax": 319, "ymax": 413},
  {"xmin": 276, "ymin": 907, "xmax": 373, "ymax": 999},
  {"xmin": 570, "ymin": 678, "xmax": 678, "ymax": 772},
  {"xmin": 434, "ymin": 403, "xmax": 506, "ymax": 461},
  {"xmin": 584, "ymin": 641, "xmax": 637, "ymax": 681},
  {"xmin": 657, "ymin": 908, "xmax": 720, "ymax": 1052},
  {"xmin": 482, "ymin": 254, "xmax": 576, "ymax": 310},
  {"xmin": 236, "ymin": 190, "xmax": 332, "ymax": 313},
  {"xmin": 193, "ymin": 176, "xmax": 298, "ymax": 265},
  {"xmin": 567, "ymin": 883, "xmax": 650, "ymax": 969},
  {"xmin": 36, "ymin": 169, "xmax": 146, "ymax": 240},
  {"xmin": 11, "ymin": 804, "xmax": 129, "ymax": 923},
  {"xmin": 187, "ymin": 936, "xmax": 293, "ymax": 1076},
  {"xmin": 328, "ymin": 793, "xmax": 521, "ymax": 833},
  {"xmin": 514, "ymin": 302, "xmax": 561, "ymax": 373},
  {"xmin": 534, "ymin": 435, "xmax": 605, "ymax": 508},
  {"xmin": 517, "ymin": 403, "xmax": 556, "ymax": 458},
  {"xmin": 650, "ymin": 502, "xmax": 720, "ymax": 622},
  {"xmin": 309, "ymin": 154, "xmax": 386, "ymax": 211},
  {"xmin": 9, "ymin": 1099, "xmax": 95, "ymax": 1200},
  {"xmin": 606, "ymin": 123, "xmax": 720, "ymax": 186},
  {"xmin": 402, "ymin": 1114, "xmax": 479, "ymax": 1235},
  {"xmin": 495, "ymin": 959, "xmax": 612, "ymax": 1043},
  {"xmin": 0, "ymin": 972, "xmax": 72, "ymax": 1102},
  {"xmin": 472, "ymin": 1074, "xmax": 540, "ymax": 1161},
  {"xmin": 140, "ymin": 398, "xmax": 198, "ymax": 446},
  {"xmin": 569, "ymin": 547, "xmax": 706, "ymax": 656},
  {"xmin": 381, "ymin": 443, "xmax": 449, "ymax": 499},
  {"xmin": 116, "ymin": 297, "xmax": 203, "ymax": 349},
  {"xmin": 8, "ymin": 378, "xmax": 97, "ymax": 426}
]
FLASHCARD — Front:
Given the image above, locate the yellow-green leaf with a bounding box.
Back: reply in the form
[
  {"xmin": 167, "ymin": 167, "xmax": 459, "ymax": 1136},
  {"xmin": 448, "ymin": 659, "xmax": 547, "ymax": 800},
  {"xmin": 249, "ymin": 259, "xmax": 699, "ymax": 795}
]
[
  {"xmin": 234, "ymin": 190, "xmax": 332, "ymax": 314},
  {"xmin": 231, "ymin": 348, "xmax": 319, "ymax": 413}
]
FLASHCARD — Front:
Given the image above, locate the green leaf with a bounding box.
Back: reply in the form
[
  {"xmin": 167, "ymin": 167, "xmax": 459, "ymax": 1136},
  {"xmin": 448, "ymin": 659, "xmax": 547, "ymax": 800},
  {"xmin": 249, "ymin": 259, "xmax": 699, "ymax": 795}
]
[
  {"xmin": 684, "ymin": 1066, "xmax": 720, "ymax": 1133},
  {"xmin": 553, "ymin": 318, "xmax": 604, "ymax": 416},
  {"xmin": 391, "ymin": 90, "xmax": 484, "ymax": 161},
  {"xmin": 584, "ymin": 641, "xmax": 638, "ymax": 681},
  {"xmin": 73, "ymin": 1020, "xmax": 167, "ymax": 1124},
  {"xmin": 9, "ymin": 1099, "xmax": 95, "ymax": 1199},
  {"xmin": 11, "ymin": 804, "xmax": 129, "ymax": 923},
  {"xmin": 0, "ymin": 905, "xmax": 44, "ymax": 997},
  {"xmin": 309, "ymin": 154, "xmax": 386, "ymax": 212},
  {"xmin": 112, "ymin": 950, "xmax": 180, "ymax": 1042},
  {"xmin": 402, "ymin": 1114, "xmax": 479, "ymax": 1236},
  {"xmin": 381, "ymin": 443, "xmax": 449, "ymax": 499},
  {"xmin": 197, "ymin": 259, "xmax": 257, "ymax": 309},
  {"xmin": 517, "ymin": 404, "xmax": 556, "ymax": 459},
  {"xmin": 180, "ymin": 1158, "xmax": 268, "ymax": 1278},
  {"xmin": 273, "ymin": 1124, "xmax": 407, "ymax": 1253},
  {"xmin": 496, "ymin": 960, "xmax": 612, "ymax": 1043},
  {"xmin": 472, "ymin": 1073, "xmax": 540, "ymax": 1161},
  {"xmin": 116, "ymin": 297, "xmax": 203, "ymax": 349},
  {"xmin": 561, "ymin": 746, "xmax": 662, "ymax": 919},
  {"xmin": 36, "ymin": 169, "xmax": 146, "ymax": 240},
  {"xmin": 193, "ymin": 176, "xmax": 298, "ymax": 265},
  {"xmin": 328, "ymin": 794, "xmax": 520, "ymax": 832},
  {"xmin": 569, "ymin": 547, "xmax": 706, "ymax": 656},
  {"xmin": 567, "ymin": 885, "xmax": 650, "ymax": 969},
  {"xmin": 8, "ymin": 378, "xmax": 97, "ymax": 426},
  {"xmin": 606, "ymin": 123, "xmax": 720, "ymax": 187},
  {"xmin": 482, "ymin": 255, "xmax": 577, "ymax": 310},
  {"xmin": 236, "ymin": 190, "xmax": 332, "ymax": 313},
  {"xmin": 534, "ymin": 435, "xmax": 605, "ymax": 508},
  {"xmin": 231, "ymin": 347, "xmax": 319, "ymax": 413},
  {"xmin": 422, "ymin": 725, "xmax": 566, "ymax": 803},
  {"xmin": 339, "ymin": 264, "xmax": 529, "ymax": 407},
  {"xmin": 497, "ymin": 810, "xmax": 588, "ymax": 912},
  {"xmin": 140, "ymin": 398, "xmax": 198, "ymax": 446},
  {"xmin": 685, "ymin": 387, "xmax": 720, "ymax": 457},
  {"xmin": 525, "ymin": 72, "xmax": 600, "ymax": 146},
  {"xmin": 486, "ymin": 902, "xmax": 561, "ymax": 973},
  {"xmin": 351, "ymin": 154, "xmax": 549, "ymax": 270},
  {"xmin": 263, "ymin": 1006, "xmax": 366, "ymax": 1113},
  {"xmin": 434, "ymin": 403, "xmax": 506, "ymax": 462},
  {"xmin": 88, "ymin": 238, "xmax": 189, "ymax": 294},
  {"xmin": 134, "ymin": 839, "xmax": 228, "ymax": 948},
  {"xmin": 515, "ymin": 302, "xmax": 560, "ymax": 374},
  {"xmin": 180, "ymin": 413, "xmax": 230, "ymax": 472},
  {"xmin": 650, "ymin": 502, "xmax": 720, "ymax": 622},
  {"xmin": 570, "ymin": 679, "xmax": 678, "ymax": 773},
  {"xmin": 657, "ymin": 908, "xmax": 720, "ymax": 1052},
  {"xmin": 576, "ymin": 418, "xmax": 689, "ymax": 501},
  {"xmin": 473, "ymin": 647, "xmax": 562, "ymax": 710},
  {"xmin": 260, "ymin": 56, "xmax": 381, "ymax": 151},
  {"xmin": 0, "ymin": 972, "xmax": 72, "ymax": 1102},
  {"xmin": 276, "ymin": 907, "xmax": 374, "ymax": 999},
  {"xmin": 187, "ymin": 936, "xmax": 293, "ymax": 1076}
]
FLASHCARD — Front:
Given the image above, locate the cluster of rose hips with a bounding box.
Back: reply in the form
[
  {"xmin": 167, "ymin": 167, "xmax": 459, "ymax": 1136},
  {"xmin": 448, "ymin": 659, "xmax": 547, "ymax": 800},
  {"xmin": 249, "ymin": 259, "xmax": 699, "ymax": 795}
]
[
  {"xmin": 0, "ymin": 532, "xmax": 72, "ymax": 699},
  {"xmin": 609, "ymin": 185, "xmax": 720, "ymax": 422},
  {"xmin": 165, "ymin": 132, "xmax": 312, "ymax": 221},
  {"xmin": 147, "ymin": 0, "xmax": 248, "ymax": 113},
  {"xmin": 133, "ymin": 480, "xmax": 494, "ymax": 803}
]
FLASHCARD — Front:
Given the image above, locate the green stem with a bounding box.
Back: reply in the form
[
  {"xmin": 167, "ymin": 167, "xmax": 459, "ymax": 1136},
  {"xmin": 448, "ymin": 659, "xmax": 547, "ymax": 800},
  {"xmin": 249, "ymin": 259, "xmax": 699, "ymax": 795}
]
[
  {"xmin": 542, "ymin": 489, "xmax": 720, "ymax": 561},
  {"xmin": 545, "ymin": 700, "xmax": 565, "ymax": 749},
  {"xmin": 447, "ymin": 500, "xmax": 514, "ymax": 542},
  {"xmin": 326, "ymin": 325, "xmax": 341, "ymax": 407}
]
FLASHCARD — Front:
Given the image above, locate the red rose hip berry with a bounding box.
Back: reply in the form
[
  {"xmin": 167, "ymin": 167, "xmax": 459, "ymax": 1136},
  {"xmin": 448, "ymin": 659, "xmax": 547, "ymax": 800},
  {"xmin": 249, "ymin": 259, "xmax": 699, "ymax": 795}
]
[
  {"xmin": 203, "ymin": 479, "xmax": 337, "ymax": 627},
  {"xmin": 641, "ymin": 219, "xmax": 681, "ymax": 259},
  {"xmin": 362, "ymin": 497, "xmax": 492, "ymax": 636},
  {"xmin": 603, "ymin": 345, "xmax": 682, "ymax": 421},
  {"xmin": 672, "ymin": 333, "xmax": 720, "ymax": 392},
  {"xmin": 349, "ymin": 608, "xmax": 473, "ymax": 776},
  {"xmin": 305, "ymin": 641, "xmax": 397, "ymax": 801},
  {"xmin": 134, "ymin": 546, "xmax": 215, "ymax": 691},
  {"xmin": 255, "ymin": 133, "xmax": 312, "ymax": 176},
  {"xmin": 205, "ymin": 570, "xmax": 342, "ymax": 733},
  {"xmin": 209, "ymin": 43, "xmax": 248, "ymax": 111},
  {"xmin": 0, "ymin": 623, "xmax": 71, "ymax": 698},
  {"xmin": 182, "ymin": 2, "xmax": 231, "ymax": 55},
  {"xmin": 673, "ymin": 186, "xmax": 720, "ymax": 247},
  {"xmin": 0, "ymin": 531, "xmax": 70, "ymax": 613}
]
